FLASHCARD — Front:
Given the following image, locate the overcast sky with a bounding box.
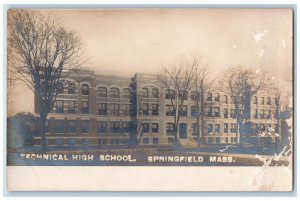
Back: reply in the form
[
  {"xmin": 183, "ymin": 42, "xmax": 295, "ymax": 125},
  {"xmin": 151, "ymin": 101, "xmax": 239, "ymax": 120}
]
[{"xmin": 8, "ymin": 8, "xmax": 293, "ymax": 115}]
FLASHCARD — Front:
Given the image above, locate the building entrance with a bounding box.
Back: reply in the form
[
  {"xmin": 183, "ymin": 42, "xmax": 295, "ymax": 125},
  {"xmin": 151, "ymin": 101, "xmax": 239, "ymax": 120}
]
[{"xmin": 179, "ymin": 123, "xmax": 187, "ymax": 139}]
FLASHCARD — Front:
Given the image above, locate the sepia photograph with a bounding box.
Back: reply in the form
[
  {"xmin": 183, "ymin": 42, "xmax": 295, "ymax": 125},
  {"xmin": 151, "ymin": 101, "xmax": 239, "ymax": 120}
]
[{"xmin": 6, "ymin": 8, "xmax": 294, "ymax": 191}]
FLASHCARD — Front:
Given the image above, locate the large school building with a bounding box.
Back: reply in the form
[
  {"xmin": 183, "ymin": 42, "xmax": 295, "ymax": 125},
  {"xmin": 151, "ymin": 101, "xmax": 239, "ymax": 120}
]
[{"xmin": 34, "ymin": 70, "xmax": 279, "ymax": 147}]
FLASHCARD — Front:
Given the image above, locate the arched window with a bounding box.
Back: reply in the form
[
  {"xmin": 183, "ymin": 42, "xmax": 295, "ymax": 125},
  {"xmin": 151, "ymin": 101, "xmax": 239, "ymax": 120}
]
[
  {"xmin": 142, "ymin": 88, "xmax": 148, "ymax": 97},
  {"xmin": 152, "ymin": 88, "xmax": 159, "ymax": 98},
  {"xmin": 111, "ymin": 87, "xmax": 119, "ymax": 98},
  {"xmin": 123, "ymin": 88, "xmax": 131, "ymax": 98},
  {"xmin": 224, "ymin": 95, "xmax": 228, "ymax": 104},
  {"xmin": 82, "ymin": 84, "xmax": 89, "ymax": 95},
  {"xmin": 97, "ymin": 87, "xmax": 107, "ymax": 97},
  {"xmin": 57, "ymin": 82, "xmax": 64, "ymax": 94},
  {"xmin": 68, "ymin": 83, "xmax": 76, "ymax": 94},
  {"xmin": 165, "ymin": 89, "xmax": 175, "ymax": 99},
  {"xmin": 215, "ymin": 93, "xmax": 220, "ymax": 101},
  {"xmin": 207, "ymin": 92, "xmax": 212, "ymax": 101}
]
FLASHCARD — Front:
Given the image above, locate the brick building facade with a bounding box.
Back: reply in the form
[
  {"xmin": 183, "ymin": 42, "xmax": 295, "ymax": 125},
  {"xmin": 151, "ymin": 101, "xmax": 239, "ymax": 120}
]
[{"xmin": 34, "ymin": 70, "xmax": 279, "ymax": 147}]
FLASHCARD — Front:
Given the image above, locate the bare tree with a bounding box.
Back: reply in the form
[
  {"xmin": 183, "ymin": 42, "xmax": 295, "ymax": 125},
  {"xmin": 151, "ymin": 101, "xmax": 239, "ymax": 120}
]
[
  {"xmin": 221, "ymin": 66, "xmax": 265, "ymax": 144},
  {"xmin": 265, "ymin": 77, "xmax": 292, "ymax": 144},
  {"xmin": 158, "ymin": 57, "xmax": 196, "ymax": 145},
  {"xmin": 191, "ymin": 59, "xmax": 214, "ymax": 147},
  {"xmin": 8, "ymin": 10, "xmax": 82, "ymax": 150},
  {"xmin": 136, "ymin": 102, "xmax": 152, "ymax": 144}
]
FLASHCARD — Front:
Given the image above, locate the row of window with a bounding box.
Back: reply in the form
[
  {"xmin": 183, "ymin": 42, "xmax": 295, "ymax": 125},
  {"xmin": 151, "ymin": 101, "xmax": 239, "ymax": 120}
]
[
  {"xmin": 51, "ymin": 137, "xmax": 159, "ymax": 146},
  {"xmin": 167, "ymin": 106, "xmax": 276, "ymax": 119},
  {"xmin": 207, "ymin": 123, "xmax": 236, "ymax": 134},
  {"xmin": 59, "ymin": 83, "xmax": 275, "ymax": 105},
  {"xmin": 253, "ymin": 109, "xmax": 277, "ymax": 119},
  {"xmin": 165, "ymin": 91, "xmax": 275, "ymax": 106},
  {"xmin": 55, "ymin": 101, "xmax": 132, "ymax": 116},
  {"xmin": 206, "ymin": 137, "xmax": 237, "ymax": 144},
  {"xmin": 50, "ymin": 121, "xmax": 159, "ymax": 134},
  {"xmin": 253, "ymin": 96, "xmax": 275, "ymax": 105},
  {"xmin": 51, "ymin": 120, "xmax": 204, "ymax": 134},
  {"xmin": 141, "ymin": 88, "xmax": 159, "ymax": 98},
  {"xmin": 48, "ymin": 120, "xmax": 278, "ymax": 135},
  {"xmin": 51, "ymin": 135, "xmax": 273, "ymax": 146},
  {"xmin": 55, "ymin": 100, "xmax": 81, "ymax": 113},
  {"xmin": 97, "ymin": 103, "xmax": 129, "ymax": 116},
  {"xmin": 206, "ymin": 107, "xmax": 276, "ymax": 119},
  {"xmin": 51, "ymin": 120, "xmax": 137, "ymax": 134},
  {"xmin": 56, "ymin": 101, "xmax": 160, "ymax": 116},
  {"xmin": 97, "ymin": 87, "xmax": 131, "ymax": 98},
  {"xmin": 139, "ymin": 104, "xmax": 159, "ymax": 115},
  {"xmin": 141, "ymin": 123, "xmax": 159, "ymax": 133},
  {"xmin": 58, "ymin": 83, "xmax": 132, "ymax": 98},
  {"xmin": 164, "ymin": 123, "xmax": 238, "ymax": 135},
  {"xmin": 166, "ymin": 137, "xmax": 238, "ymax": 144},
  {"xmin": 201, "ymin": 123, "xmax": 278, "ymax": 134},
  {"xmin": 52, "ymin": 138, "xmax": 130, "ymax": 146},
  {"xmin": 52, "ymin": 121, "xmax": 221, "ymax": 135},
  {"xmin": 252, "ymin": 123, "xmax": 279, "ymax": 133},
  {"xmin": 59, "ymin": 84, "xmax": 160, "ymax": 98},
  {"xmin": 55, "ymin": 100, "xmax": 277, "ymax": 120},
  {"xmin": 202, "ymin": 136, "xmax": 274, "ymax": 144}
]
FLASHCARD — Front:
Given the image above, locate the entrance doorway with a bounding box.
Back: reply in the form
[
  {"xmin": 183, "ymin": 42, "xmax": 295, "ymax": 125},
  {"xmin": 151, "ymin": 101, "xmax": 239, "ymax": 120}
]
[{"xmin": 179, "ymin": 123, "xmax": 187, "ymax": 139}]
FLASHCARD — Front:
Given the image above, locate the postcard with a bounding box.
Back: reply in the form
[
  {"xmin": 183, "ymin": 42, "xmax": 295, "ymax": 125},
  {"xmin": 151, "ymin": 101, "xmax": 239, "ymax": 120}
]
[{"xmin": 6, "ymin": 8, "xmax": 293, "ymax": 191}]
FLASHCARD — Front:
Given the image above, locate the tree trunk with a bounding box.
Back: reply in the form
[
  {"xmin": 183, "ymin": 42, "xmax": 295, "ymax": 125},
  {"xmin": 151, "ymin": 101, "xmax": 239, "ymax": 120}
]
[
  {"xmin": 196, "ymin": 95, "xmax": 200, "ymax": 147},
  {"xmin": 197, "ymin": 115, "xmax": 200, "ymax": 147},
  {"xmin": 40, "ymin": 114, "xmax": 47, "ymax": 152},
  {"xmin": 276, "ymin": 112, "xmax": 281, "ymax": 149},
  {"xmin": 236, "ymin": 117, "xmax": 239, "ymax": 144},
  {"xmin": 175, "ymin": 123, "xmax": 179, "ymax": 145},
  {"xmin": 200, "ymin": 89, "xmax": 205, "ymax": 144},
  {"xmin": 238, "ymin": 121, "xmax": 243, "ymax": 144},
  {"xmin": 174, "ymin": 97, "xmax": 180, "ymax": 145},
  {"xmin": 201, "ymin": 114, "xmax": 205, "ymax": 144},
  {"xmin": 234, "ymin": 103, "xmax": 240, "ymax": 144},
  {"xmin": 173, "ymin": 115, "xmax": 177, "ymax": 143}
]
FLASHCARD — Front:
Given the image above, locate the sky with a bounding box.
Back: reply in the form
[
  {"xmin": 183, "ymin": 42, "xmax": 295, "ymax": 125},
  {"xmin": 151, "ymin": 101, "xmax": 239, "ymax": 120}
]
[{"xmin": 7, "ymin": 8, "xmax": 293, "ymax": 116}]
